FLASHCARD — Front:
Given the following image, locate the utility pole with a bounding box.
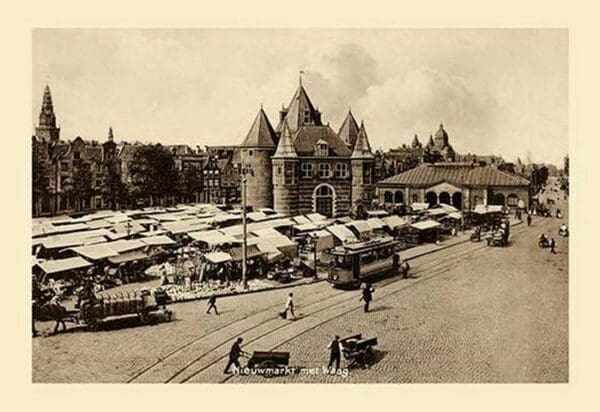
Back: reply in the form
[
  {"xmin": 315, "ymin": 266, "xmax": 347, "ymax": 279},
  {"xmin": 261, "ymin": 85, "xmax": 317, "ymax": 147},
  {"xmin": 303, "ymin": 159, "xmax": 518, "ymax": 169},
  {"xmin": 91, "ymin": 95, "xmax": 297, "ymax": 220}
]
[{"xmin": 241, "ymin": 175, "xmax": 248, "ymax": 290}]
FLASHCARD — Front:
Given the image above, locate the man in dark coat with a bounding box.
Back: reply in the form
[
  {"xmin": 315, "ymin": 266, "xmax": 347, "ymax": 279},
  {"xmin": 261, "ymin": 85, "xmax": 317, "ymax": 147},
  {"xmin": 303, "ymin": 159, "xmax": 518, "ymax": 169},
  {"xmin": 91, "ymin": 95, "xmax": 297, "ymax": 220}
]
[
  {"xmin": 550, "ymin": 237, "xmax": 557, "ymax": 254},
  {"xmin": 206, "ymin": 294, "xmax": 219, "ymax": 315},
  {"xmin": 527, "ymin": 214, "xmax": 532, "ymax": 227},
  {"xmin": 224, "ymin": 337, "xmax": 246, "ymax": 374},
  {"xmin": 327, "ymin": 335, "xmax": 342, "ymax": 370},
  {"xmin": 360, "ymin": 283, "xmax": 374, "ymax": 313}
]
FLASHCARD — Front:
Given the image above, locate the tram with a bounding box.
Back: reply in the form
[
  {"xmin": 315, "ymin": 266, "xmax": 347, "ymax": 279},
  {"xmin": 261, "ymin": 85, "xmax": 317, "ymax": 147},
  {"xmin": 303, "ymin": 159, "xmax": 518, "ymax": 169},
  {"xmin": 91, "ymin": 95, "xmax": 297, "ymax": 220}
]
[{"xmin": 327, "ymin": 236, "xmax": 403, "ymax": 288}]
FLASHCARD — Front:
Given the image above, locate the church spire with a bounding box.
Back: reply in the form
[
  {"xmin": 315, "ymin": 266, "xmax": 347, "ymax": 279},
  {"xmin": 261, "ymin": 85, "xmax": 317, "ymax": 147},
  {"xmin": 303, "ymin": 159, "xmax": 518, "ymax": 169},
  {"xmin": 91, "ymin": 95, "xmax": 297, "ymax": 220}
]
[
  {"xmin": 39, "ymin": 85, "xmax": 56, "ymax": 128},
  {"xmin": 35, "ymin": 85, "xmax": 60, "ymax": 142},
  {"xmin": 108, "ymin": 125, "xmax": 114, "ymax": 141}
]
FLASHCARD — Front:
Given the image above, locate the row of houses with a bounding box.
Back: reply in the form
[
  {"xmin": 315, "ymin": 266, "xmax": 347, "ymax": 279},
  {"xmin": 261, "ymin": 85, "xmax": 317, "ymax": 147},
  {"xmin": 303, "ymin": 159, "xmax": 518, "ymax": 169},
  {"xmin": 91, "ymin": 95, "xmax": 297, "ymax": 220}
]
[{"xmin": 32, "ymin": 86, "xmax": 241, "ymax": 216}]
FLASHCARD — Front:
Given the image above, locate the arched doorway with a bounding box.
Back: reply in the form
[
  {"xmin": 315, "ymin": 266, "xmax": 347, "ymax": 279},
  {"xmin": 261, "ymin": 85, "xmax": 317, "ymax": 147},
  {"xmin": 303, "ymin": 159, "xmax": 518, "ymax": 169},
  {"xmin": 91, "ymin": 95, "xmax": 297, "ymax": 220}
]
[
  {"xmin": 425, "ymin": 191, "xmax": 438, "ymax": 207},
  {"xmin": 384, "ymin": 191, "xmax": 393, "ymax": 204},
  {"xmin": 314, "ymin": 184, "xmax": 335, "ymax": 217},
  {"xmin": 452, "ymin": 192, "xmax": 463, "ymax": 209},
  {"xmin": 439, "ymin": 192, "xmax": 451, "ymax": 205},
  {"xmin": 492, "ymin": 193, "xmax": 505, "ymax": 206},
  {"xmin": 394, "ymin": 191, "xmax": 404, "ymax": 204}
]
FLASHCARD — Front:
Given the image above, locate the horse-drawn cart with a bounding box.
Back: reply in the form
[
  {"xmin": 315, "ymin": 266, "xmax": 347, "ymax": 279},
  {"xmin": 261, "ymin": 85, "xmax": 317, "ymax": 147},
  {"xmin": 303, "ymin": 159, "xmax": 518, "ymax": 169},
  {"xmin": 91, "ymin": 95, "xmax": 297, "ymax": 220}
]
[{"xmin": 79, "ymin": 289, "xmax": 172, "ymax": 330}]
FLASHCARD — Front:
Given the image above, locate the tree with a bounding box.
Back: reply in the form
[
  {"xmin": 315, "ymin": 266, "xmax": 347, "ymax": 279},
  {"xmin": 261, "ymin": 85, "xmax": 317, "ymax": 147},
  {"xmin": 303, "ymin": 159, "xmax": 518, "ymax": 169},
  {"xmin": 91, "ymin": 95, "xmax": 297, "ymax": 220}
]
[
  {"xmin": 67, "ymin": 160, "xmax": 93, "ymax": 211},
  {"xmin": 102, "ymin": 159, "xmax": 127, "ymax": 210},
  {"xmin": 32, "ymin": 139, "xmax": 50, "ymax": 212},
  {"xmin": 179, "ymin": 165, "xmax": 203, "ymax": 203},
  {"xmin": 129, "ymin": 144, "xmax": 178, "ymax": 206}
]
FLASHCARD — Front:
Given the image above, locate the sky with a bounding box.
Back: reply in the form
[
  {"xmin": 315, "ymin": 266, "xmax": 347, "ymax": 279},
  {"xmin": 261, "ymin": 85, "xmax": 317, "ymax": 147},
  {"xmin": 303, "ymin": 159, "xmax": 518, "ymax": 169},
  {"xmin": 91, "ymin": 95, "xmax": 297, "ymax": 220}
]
[{"xmin": 32, "ymin": 29, "xmax": 568, "ymax": 165}]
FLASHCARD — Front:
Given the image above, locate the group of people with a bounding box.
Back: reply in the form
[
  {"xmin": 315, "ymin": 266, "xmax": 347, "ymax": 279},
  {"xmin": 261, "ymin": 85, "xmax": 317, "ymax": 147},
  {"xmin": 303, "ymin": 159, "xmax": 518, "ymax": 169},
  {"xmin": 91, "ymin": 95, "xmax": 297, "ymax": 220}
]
[
  {"xmin": 539, "ymin": 233, "xmax": 558, "ymax": 254},
  {"xmin": 220, "ymin": 282, "xmax": 380, "ymax": 374}
]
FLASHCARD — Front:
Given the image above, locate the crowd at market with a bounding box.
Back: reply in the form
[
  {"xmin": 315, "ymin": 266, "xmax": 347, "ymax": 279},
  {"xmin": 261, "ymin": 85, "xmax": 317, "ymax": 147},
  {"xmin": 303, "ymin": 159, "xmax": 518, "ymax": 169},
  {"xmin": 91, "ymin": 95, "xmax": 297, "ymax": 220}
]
[{"xmin": 32, "ymin": 197, "xmax": 549, "ymax": 306}]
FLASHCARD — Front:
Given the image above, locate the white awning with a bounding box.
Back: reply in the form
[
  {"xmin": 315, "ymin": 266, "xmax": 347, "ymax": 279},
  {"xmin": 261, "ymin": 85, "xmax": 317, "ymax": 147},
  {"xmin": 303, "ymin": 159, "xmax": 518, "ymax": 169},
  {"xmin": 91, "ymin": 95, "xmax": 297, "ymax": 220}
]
[
  {"xmin": 382, "ymin": 215, "xmax": 409, "ymax": 230},
  {"xmin": 294, "ymin": 222, "xmax": 319, "ymax": 232},
  {"xmin": 105, "ymin": 239, "xmax": 146, "ymax": 254},
  {"xmin": 37, "ymin": 257, "xmax": 93, "ymax": 274},
  {"xmin": 204, "ymin": 251, "xmax": 232, "ymax": 264},
  {"xmin": 140, "ymin": 235, "xmax": 176, "ymax": 246},
  {"xmin": 366, "ymin": 210, "xmax": 389, "ymax": 217},
  {"xmin": 439, "ymin": 203, "xmax": 459, "ymax": 213},
  {"xmin": 326, "ymin": 224, "xmax": 358, "ymax": 242},
  {"xmin": 411, "ymin": 202, "xmax": 430, "ymax": 211},
  {"xmin": 346, "ymin": 220, "xmax": 372, "ymax": 235},
  {"xmin": 366, "ymin": 217, "xmax": 386, "ymax": 230},
  {"xmin": 292, "ymin": 215, "xmax": 311, "ymax": 225},
  {"xmin": 306, "ymin": 213, "xmax": 327, "ymax": 223},
  {"xmin": 427, "ymin": 208, "xmax": 448, "ymax": 216},
  {"xmin": 410, "ymin": 220, "xmax": 442, "ymax": 231},
  {"xmin": 70, "ymin": 244, "xmax": 119, "ymax": 260},
  {"xmin": 189, "ymin": 230, "xmax": 237, "ymax": 246}
]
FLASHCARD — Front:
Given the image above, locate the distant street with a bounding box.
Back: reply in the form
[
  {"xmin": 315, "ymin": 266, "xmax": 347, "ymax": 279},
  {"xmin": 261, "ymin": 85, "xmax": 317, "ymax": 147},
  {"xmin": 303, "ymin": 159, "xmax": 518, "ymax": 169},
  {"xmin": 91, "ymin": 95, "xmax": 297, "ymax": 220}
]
[{"xmin": 33, "ymin": 190, "xmax": 568, "ymax": 383}]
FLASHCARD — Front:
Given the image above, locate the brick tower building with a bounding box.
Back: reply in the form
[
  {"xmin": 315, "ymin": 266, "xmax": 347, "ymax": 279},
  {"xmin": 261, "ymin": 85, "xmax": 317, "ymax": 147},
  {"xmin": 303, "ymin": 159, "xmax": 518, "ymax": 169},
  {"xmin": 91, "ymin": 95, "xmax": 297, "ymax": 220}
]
[{"xmin": 238, "ymin": 107, "xmax": 278, "ymax": 209}]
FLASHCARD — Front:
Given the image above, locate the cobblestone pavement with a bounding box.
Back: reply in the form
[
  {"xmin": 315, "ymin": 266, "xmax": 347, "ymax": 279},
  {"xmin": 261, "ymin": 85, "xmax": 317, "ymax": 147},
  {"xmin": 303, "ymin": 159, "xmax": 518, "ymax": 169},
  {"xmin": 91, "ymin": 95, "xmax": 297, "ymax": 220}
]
[{"xmin": 32, "ymin": 208, "xmax": 567, "ymax": 383}]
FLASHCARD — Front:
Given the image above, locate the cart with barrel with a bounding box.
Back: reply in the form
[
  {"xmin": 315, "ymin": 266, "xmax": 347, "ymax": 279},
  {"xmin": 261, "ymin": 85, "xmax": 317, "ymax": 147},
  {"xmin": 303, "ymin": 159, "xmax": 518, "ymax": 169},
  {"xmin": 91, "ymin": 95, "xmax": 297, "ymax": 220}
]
[{"xmin": 79, "ymin": 288, "xmax": 172, "ymax": 330}]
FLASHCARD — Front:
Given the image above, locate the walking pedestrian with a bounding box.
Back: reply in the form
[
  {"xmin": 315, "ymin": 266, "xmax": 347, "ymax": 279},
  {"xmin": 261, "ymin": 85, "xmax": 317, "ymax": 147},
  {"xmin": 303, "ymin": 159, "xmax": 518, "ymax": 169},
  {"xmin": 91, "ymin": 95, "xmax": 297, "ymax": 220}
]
[
  {"xmin": 206, "ymin": 294, "xmax": 219, "ymax": 315},
  {"xmin": 550, "ymin": 237, "xmax": 557, "ymax": 254},
  {"xmin": 279, "ymin": 292, "xmax": 295, "ymax": 320},
  {"xmin": 326, "ymin": 335, "xmax": 343, "ymax": 370},
  {"xmin": 527, "ymin": 214, "xmax": 532, "ymax": 227},
  {"xmin": 360, "ymin": 283, "xmax": 374, "ymax": 313},
  {"xmin": 223, "ymin": 337, "xmax": 247, "ymax": 374}
]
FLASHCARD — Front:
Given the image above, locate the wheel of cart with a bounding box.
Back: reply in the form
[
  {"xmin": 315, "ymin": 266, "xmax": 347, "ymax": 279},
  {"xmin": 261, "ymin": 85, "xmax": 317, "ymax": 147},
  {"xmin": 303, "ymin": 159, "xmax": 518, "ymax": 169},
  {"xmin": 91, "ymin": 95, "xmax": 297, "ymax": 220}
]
[
  {"xmin": 80, "ymin": 306, "xmax": 100, "ymax": 331},
  {"xmin": 247, "ymin": 351, "xmax": 290, "ymax": 378},
  {"xmin": 138, "ymin": 310, "xmax": 152, "ymax": 325},
  {"xmin": 340, "ymin": 333, "xmax": 378, "ymax": 369}
]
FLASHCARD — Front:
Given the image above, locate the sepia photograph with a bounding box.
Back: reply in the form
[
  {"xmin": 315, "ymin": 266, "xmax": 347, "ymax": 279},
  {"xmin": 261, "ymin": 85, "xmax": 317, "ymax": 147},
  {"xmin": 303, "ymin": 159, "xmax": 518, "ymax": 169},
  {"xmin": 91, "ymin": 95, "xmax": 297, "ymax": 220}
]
[{"xmin": 30, "ymin": 28, "xmax": 569, "ymax": 384}]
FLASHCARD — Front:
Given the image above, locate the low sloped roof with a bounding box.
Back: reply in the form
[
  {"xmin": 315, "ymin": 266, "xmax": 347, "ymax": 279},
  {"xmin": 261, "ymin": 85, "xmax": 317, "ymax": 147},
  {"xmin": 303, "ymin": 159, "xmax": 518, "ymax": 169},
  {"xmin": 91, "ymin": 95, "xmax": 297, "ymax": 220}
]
[
  {"xmin": 410, "ymin": 220, "xmax": 442, "ymax": 230},
  {"xmin": 140, "ymin": 235, "xmax": 176, "ymax": 246},
  {"xmin": 378, "ymin": 164, "xmax": 530, "ymax": 187},
  {"xmin": 37, "ymin": 257, "xmax": 92, "ymax": 274},
  {"xmin": 71, "ymin": 244, "xmax": 118, "ymax": 260}
]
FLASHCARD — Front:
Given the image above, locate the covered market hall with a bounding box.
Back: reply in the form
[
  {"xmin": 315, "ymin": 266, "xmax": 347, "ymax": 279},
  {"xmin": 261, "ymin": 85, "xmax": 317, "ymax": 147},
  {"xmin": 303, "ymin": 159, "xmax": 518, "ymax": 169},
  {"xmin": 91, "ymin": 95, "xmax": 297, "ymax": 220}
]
[{"xmin": 375, "ymin": 163, "xmax": 531, "ymax": 211}]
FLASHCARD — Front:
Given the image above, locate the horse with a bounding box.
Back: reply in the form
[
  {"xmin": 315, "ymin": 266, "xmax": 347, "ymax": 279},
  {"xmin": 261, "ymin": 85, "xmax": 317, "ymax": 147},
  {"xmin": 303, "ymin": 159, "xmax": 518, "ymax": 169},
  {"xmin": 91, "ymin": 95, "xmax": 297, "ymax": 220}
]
[{"xmin": 32, "ymin": 301, "xmax": 74, "ymax": 335}]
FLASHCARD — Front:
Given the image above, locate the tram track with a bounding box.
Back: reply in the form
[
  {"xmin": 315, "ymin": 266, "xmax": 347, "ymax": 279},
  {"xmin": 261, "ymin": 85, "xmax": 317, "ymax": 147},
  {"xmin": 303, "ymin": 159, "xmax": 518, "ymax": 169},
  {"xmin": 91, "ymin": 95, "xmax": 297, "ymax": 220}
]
[
  {"xmin": 180, "ymin": 222, "xmax": 541, "ymax": 383},
  {"xmin": 128, "ymin": 219, "xmax": 545, "ymax": 383}
]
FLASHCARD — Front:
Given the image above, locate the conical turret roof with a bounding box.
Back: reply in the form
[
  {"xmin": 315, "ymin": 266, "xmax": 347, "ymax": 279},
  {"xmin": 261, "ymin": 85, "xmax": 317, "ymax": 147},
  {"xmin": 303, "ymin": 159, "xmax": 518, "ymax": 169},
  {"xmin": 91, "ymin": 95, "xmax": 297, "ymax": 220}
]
[
  {"xmin": 338, "ymin": 109, "xmax": 360, "ymax": 148},
  {"xmin": 351, "ymin": 121, "xmax": 374, "ymax": 159},
  {"xmin": 273, "ymin": 121, "xmax": 298, "ymax": 158},
  {"xmin": 240, "ymin": 107, "xmax": 278, "ymax": 148}
]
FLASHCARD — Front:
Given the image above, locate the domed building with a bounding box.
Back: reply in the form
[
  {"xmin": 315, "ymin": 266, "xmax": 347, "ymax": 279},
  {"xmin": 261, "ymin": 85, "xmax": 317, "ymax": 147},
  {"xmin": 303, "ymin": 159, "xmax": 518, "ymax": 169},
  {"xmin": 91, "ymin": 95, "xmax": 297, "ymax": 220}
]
[{"xmin": 425, "ymin": 123, "xmax": 456, "ymax": 162}]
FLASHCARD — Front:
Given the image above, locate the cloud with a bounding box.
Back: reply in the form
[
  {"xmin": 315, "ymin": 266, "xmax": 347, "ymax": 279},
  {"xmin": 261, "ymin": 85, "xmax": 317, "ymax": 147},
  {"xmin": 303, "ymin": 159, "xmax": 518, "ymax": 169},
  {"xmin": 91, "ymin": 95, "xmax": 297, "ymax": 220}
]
[{"xmin": 353, "ymin": 67, "xmax": 499, "ymax": 155}]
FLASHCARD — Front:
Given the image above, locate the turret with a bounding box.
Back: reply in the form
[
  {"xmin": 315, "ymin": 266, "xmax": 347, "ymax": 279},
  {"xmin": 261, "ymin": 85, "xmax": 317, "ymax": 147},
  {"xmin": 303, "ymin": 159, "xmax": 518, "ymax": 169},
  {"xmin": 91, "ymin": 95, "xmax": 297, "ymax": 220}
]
[
  {"xmin": 351, "ymin": 121, "xmax": 375, "ymax": 208},
  {"xmin": 272, "ymin": 121, "xmax": 299, "ymax": 216},
  {"xmin": 238, "ymin": 107, "xmax": 278, "ymax": 209}
]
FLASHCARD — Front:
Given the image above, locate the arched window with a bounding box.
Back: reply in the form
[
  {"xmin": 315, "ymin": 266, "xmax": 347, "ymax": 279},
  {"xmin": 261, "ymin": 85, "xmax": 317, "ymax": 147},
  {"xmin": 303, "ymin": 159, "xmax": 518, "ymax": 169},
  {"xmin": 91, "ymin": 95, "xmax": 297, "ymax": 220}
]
[
  {"xmin": 394, "ymin": 191, "xmax": 404, "ymax": 204},
  {"xmin": 507, "ymin": 194, "xmax": 519, "ymax": 207},
  {"xmin": 384, "ymin": 191, "xmax": 393, "ymax": 203}
]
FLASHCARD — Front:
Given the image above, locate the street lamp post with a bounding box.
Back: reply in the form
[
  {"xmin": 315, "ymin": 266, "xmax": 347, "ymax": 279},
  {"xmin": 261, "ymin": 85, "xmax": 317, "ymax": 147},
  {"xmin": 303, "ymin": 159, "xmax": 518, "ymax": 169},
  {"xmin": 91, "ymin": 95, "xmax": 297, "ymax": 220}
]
[{"xmin": 241, "ymin": 175, "xmax": 248, "ymax": 290}]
